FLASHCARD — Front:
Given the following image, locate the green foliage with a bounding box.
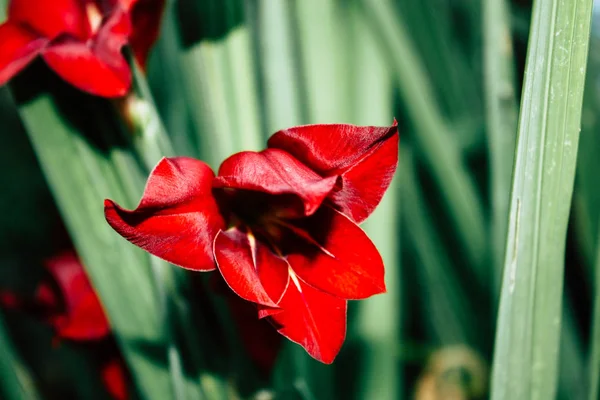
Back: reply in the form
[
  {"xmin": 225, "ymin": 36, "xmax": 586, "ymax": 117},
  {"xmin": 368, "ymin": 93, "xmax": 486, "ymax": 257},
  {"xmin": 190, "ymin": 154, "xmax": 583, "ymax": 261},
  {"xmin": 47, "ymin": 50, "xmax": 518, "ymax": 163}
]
[
  {"xmin": 0, "ymin": 0, "xmax": 598, "ymax": 399},
  {"xmin": 490, "ymin": 0, "xmax": 593, "ymax": 399}
]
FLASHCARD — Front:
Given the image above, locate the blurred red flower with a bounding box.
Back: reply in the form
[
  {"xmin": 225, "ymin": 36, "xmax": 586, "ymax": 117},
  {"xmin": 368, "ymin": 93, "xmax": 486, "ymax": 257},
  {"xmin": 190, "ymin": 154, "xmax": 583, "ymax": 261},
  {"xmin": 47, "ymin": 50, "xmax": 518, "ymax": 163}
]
[
  {"xmin": 0, "ymin": 0, "xmax": 164, "ymax": 97},
  {"xmin": 105, "ymin": 122, "xmax": 399, "ymax": 363},
  {"xmin": 0, "ymin": 250, "xmax": 129, "ymax": 399}
]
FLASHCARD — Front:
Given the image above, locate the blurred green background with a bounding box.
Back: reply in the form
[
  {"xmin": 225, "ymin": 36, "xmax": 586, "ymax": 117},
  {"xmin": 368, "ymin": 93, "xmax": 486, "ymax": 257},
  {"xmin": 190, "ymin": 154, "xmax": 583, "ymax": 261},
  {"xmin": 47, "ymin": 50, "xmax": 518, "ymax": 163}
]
[{"xmin": 0, "ymin": 0, "xmax": 599, "ymax": 399}]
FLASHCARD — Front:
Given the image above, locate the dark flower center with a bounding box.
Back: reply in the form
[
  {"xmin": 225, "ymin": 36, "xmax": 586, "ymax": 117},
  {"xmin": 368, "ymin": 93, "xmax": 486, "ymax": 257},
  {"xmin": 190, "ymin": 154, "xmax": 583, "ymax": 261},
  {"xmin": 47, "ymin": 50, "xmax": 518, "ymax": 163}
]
[{"xmin": 214, "ymin": 188, "xmax": 309, "ymax": 255}]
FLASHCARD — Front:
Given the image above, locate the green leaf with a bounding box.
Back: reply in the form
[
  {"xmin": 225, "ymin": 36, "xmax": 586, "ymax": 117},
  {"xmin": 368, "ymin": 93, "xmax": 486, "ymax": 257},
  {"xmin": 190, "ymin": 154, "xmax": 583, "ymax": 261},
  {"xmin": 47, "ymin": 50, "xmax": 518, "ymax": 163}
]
[
  {"xmin": 483, "ymin": 0, "xmax": 519, "ymax": 290},
  {"xmin": 174, "ymin": 0, "xmax": 263, "ymax": 166},
  {"xmin": 342, "ymin": 3, "xmax": 400, "ymax": 398},
  {"xmin": 11, "ymin": 84, "xmax": 214, "ymax": 399},
  {"xmin": 401, "ymin": 147, "xmax": 480, "ymax": 347},
  {"xmin": 398, "ymin": 0, "xmax": 482, "ymax": 148},
  {"xmin": 490, "ymin": 0, "xmax": 594, "ymax": 398},
  {"xmin": 359, "ymin": 0, "xmax": 488, "ymax": 284},
  {"xmin": 557, "ymin": 300, "xmax": 585, "ymax": 400},
  {"xmin": 0, "ymin": 312, "xmax": 40, "ymax": 400},
  {"xmin": 588, "ymin": 224, "xmax": 600, "ymax": 400},
  {"xmin": 248, "ymin": 0, "xmax": 308, "ymax": 133}
]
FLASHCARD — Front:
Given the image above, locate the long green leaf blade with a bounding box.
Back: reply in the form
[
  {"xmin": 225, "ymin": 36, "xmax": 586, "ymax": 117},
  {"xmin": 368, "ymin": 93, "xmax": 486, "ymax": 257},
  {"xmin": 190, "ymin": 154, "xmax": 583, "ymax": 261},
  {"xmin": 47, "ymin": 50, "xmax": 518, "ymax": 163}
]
[
  {"xmin": 490, "ymin": 0, "xmax": 593, "ymax": 398},
  {"xmin": 588, "ymin": 221, "xmax": 600, "ymax": 400},
  {"xmin": 12, "ymin": 89, "xmax": 206, "ymax": 399},
  {"xmin": 0, "ymin": 313, "xmax": 40, "ymax": 400},
  {"xmin": 483, "ymin": 0, "xmax": 519, "ymax": 289},
  {"xmin": 360, "ymin": 0, "xmax": 488, "ymax": 283}
]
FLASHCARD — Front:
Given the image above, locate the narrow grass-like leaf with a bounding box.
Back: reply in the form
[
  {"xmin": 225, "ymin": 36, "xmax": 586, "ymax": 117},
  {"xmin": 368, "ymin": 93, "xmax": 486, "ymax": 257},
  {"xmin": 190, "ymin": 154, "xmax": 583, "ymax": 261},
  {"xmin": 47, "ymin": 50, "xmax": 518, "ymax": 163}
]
[
  {"xmin": 398, "ymin": 0, "xmax": 482, "ymax": 150},
  {"xmin": 588, "ymin": 222, "xmax": 600, "ymax": 400},
  {"xmin": 342, "ymin": 3, "xmax": 400, "ymax": 398},
  {"xmin": 401, "ymin": 147, "xmax": 479, "ymax": 347},
  {"xmin": 147, "ymin": 6, "xmax": 199, "ymax": 157},
  {"xmin": 483, "ymin": 0, "xmax": 519, "ymax": 290},
  {"xmin": 574, "ymin": 31, "xmax": 600, "ymax": 275},
  {"xmin": 248, "ymin": 0, "xmax": 307, "ymax": 133},
  {"xmin": 360, "ymin": 0, "xmax": 488, "ymax": 283},
  {"xmin": 0, "ymin": 313, "xmax": 40, "ymax": 400},
  {"xmin": 490, "ymin": 0, "xmax": 593, "ymax": 398},
  {"xmin": 292, "ymin": 0, "xmax": 349, "ymax": 123},
  {"xmin": 173, "ymin": 0, "xmax": 263, "ymax": 165},
  {"xmin": 557, "ymin": 300, "xmax": 585, "ymax": 400},
  {"xmin": 12, "ymin": 89, "xmax": 206, "ymax": 399}
]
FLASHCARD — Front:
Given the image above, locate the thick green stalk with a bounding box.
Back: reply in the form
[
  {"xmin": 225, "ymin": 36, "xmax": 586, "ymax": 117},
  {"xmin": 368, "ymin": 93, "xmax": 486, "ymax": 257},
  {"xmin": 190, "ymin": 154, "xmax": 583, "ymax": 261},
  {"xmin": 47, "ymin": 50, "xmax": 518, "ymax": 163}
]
[
  {"xmin": 360, "ymin": 0, "xmax": 488, "ymax": 283},
  {"xmin": 483, "ymin": 0, "xmax": 519, "ymax": 291},
  {"xmin": 490, "ymin": 0, "xmax": 593, "ymax": 398}
]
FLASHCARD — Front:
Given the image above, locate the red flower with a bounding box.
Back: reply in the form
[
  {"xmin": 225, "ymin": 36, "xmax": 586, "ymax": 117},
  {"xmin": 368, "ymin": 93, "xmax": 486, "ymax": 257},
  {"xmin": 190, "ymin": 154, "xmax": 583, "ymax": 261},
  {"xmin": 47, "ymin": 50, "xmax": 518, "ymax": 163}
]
[
  {"xmin": 105, "ymin": 122, "xmax": 399, "ymax": 363},
  {"xmin": 0, "ymin": 250, "xmax": 129, "ymax": 399},
  {"xmin": 0, "ymin": 0, "xmax": 164, "ymax": 97},
  {"xmin": 120, "ymin": 0, "xmax": 165, "ymax": 69},
  {"xmin": 39, "ymin": 250, "xmax": 111, "ymax": 341}
]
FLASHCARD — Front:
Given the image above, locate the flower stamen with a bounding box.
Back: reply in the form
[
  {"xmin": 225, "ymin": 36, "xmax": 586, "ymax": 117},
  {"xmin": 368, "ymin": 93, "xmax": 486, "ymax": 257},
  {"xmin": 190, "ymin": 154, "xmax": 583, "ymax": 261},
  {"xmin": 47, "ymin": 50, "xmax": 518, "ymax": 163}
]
[
  {"xmin": 273, "ymin": 219, "xmax": 336, "ymax": 259},
  {"xmin": 86, "ymin": 2, "xmax": 103, "ymax": 34},
  {"xmin": 246, "ymin": 228, "xmax": 258, "ymax": 271},
  {"xmin": 288, "ymin": 268, "xmax": 303, "ymax": 293}
]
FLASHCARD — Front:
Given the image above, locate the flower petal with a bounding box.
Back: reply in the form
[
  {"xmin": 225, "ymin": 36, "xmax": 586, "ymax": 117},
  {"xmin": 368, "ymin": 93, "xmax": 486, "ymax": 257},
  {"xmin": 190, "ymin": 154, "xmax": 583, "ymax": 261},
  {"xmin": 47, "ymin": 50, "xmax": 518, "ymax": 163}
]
[
  {"xmin": 0, "ymin": 22, "xmax": 48, "ymax": 86},
  {"xmin": 214, "ymin": 228, "xmax": 289, "ymax": 307},
  {"xmin": 0, "ymin": 290, "xmax": 24, "ymax": 310},
  {"xmin": 100, "ymin": 357, "xmax": 129, "ymax": 400},
  {"xmin": 105, "ymin": 157, "xmax": 225, "ymax": 271},
  {"xmin": 9, "ymin": 0, "xmax": 90, "ymax": 40},
  {"xmin": 268, "ymin": 273, "xmax": 347, "ymax": 364},
  {"xmin": 43, "ymin": 250, "xmax": 110, "ymax": 340},
  {"xmin": 268, "ymin": 122, "xmax": 399, "ymax": 222},
  {"xmin": 214, "ymin": 149, "xmax": 337, "ymax": 217},
  {"xmin": 96, "ymin": 0, "xmax": 165, "ymax": 69},
  {"xmin": 41, "ymin": 9, "xmax": 132, "ymax": 97},
  {"xmin": 42, "ymin": 40, "xmax": 130, "ymax": 97},
  {"xmin": 44, "ymin": 251, "xmax": 93, "ymax": 311},
  {"xmin": 92, "ymin": 6, "xmax": 132, "ymax": 60},
  {"xmin": 282, "ymin": 206, "xmax": 386, "ymax": 299},
  {"xmin": 127, "ymin": 0, "xmax": 166, "ymax": 68},
  {"xmin": 55, "ymin": 291, "xmax": 111, "ymax": 340}
]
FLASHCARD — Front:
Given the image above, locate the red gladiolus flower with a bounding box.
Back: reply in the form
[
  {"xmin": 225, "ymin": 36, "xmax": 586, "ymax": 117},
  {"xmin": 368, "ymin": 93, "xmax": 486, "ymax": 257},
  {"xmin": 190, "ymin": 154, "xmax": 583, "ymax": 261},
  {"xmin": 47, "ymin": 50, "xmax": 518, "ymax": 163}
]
[
  {"xmin": 121, "ymin": 0, "xmax": 165, "ymax": 69},
  {"xmin": 0, "ymin": 0, "xmax": 164, "ymax": 97},
  {"xmin": 105, "ymin": 122, "xmax": 399, "ymax": 363},
  {"xmin": 39, "ymin": 250, "xmax": 111, "ymax": 341},
  {"xmin": 0, "ymin": 250, "xmax": 129, "ymax": 399}
]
